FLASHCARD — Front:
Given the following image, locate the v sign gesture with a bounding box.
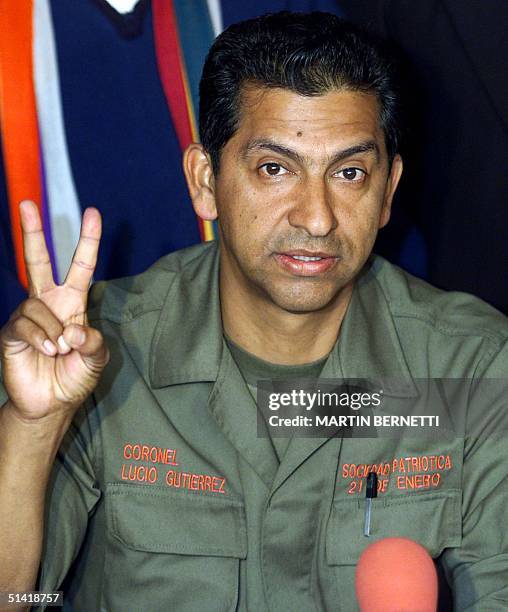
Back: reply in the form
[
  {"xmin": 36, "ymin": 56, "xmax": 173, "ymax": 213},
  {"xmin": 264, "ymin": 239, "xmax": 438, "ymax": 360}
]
[{"xmin": 0, "ymin": 201, "xmax": 110, "ymax": 422}]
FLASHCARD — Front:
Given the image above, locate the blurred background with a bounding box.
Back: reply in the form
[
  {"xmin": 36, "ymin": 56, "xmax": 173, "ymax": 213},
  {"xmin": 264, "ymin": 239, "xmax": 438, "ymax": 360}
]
[{"xmin": 1, "ymin": 0, "xmax": 507, "ymax": 326}]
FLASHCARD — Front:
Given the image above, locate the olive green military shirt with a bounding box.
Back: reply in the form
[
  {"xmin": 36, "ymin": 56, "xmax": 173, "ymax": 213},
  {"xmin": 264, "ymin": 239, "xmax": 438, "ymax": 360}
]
[
  {"xmin": 224, "ymin": 334, "xmax": 327, "ymax": 462},
  {"xmin": 1, "ymin": 240, "xmax": 508, "ymax": 611}
]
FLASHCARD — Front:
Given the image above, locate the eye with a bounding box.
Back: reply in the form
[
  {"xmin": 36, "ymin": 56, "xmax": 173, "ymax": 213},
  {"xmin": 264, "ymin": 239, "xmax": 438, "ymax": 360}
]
[
  {"xmin": 336, "ymin": 167, "xmax": 366, "ymax": 182},
  {"xmin": 259, "ymin": 163, "xmax": 290, "ymax": 177}
]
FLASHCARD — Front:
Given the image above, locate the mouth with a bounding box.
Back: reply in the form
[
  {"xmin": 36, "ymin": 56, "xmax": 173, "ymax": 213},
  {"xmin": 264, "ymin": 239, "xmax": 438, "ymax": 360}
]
[{"xmin": 274, "ymin": 250, "xmax": 339, "ymax": 276}]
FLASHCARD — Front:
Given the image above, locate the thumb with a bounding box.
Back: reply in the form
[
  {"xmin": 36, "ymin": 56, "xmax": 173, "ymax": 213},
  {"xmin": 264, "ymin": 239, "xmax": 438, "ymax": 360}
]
[{"xmin": 62, "ymin": 324, "xmax": 110, "ymax": 372}]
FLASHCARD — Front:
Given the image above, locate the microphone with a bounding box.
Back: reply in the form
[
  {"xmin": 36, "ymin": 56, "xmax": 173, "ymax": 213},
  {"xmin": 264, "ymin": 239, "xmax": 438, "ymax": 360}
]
[{"xmin": 355, "ymin": 537, "xmax": 438, "ymax": 611}]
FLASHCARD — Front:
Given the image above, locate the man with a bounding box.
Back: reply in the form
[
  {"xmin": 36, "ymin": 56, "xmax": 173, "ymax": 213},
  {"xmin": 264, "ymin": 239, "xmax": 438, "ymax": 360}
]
[{"xmin": 0, "ymin": 11, "xmax": 507, "ymax": 611}]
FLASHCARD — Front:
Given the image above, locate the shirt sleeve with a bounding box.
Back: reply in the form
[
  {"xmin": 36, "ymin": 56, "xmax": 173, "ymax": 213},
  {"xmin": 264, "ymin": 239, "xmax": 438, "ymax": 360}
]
[
  {"xmin": 0, "ymin": 379, "xmax": 101, "ymax": 602},
  {"xmin": 441, "ymin": 341, "xmax": 508, "ymax": 610},
  {"xmin": 37, "ymin": 394, "xmax": 101, "ymax": 596}
]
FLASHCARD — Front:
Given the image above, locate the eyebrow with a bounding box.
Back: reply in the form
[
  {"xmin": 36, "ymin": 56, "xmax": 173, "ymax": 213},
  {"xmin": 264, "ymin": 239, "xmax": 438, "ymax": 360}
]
[{"xmin": 240, "ymin": 138, "xmax": 380, "ymax": 167}]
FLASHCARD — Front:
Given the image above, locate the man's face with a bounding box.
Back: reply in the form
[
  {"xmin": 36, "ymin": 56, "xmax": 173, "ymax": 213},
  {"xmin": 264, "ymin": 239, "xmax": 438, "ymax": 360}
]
[{"xmin": 210, "ymin": 86, "xmax": 402, "ymax": 313}]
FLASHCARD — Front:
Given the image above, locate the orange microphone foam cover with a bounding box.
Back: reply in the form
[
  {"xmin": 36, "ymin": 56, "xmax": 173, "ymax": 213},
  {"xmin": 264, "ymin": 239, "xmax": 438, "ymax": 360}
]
[{"xmin": 355, "ymin": 537, "xmax": 438, "ymax": 611}]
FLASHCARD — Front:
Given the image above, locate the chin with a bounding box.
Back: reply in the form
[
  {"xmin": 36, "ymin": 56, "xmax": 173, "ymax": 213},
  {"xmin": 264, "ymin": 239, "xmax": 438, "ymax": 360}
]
[
  {"xmin": 268, "ymin": 287, "xmax": 340, "ymax": 314},
  {"xmin": 247, "ymin": 269, "xmax": 350, "ymax": 314}
]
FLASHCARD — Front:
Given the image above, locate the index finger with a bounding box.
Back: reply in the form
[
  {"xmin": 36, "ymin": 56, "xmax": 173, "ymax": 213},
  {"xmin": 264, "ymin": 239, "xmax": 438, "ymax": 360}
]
[
  {"xmin": 19, "ymin": 200, "xmax": 56, "ymax": 297},
  {"xmin": 64, "ymin": 207, "xmax": 102, "ymax": 293}
]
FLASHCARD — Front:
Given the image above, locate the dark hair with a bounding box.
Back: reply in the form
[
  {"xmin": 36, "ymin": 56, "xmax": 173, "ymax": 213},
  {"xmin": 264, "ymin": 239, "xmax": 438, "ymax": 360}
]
[{"xmin": 199, "ymin": 11, "xmax": 402, "ymax": 176}]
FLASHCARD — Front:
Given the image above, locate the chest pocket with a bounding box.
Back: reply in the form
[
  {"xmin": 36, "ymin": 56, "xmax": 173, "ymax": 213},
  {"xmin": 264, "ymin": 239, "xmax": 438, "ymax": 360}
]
[
  {"xmin": 326, "ymin": 488, "xmax": 462, "ymax": 565},
  {"xmin": 323, "ymin": 489, "xmax": 462, "ymax": 611},
  {"xmin": 102, "ymin": 483, "xmax": 247, "ymax": 612}
]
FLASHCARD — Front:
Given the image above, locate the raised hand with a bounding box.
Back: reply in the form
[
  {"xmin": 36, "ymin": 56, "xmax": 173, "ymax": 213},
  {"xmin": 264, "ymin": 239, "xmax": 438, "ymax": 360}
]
[{"xmin": 0, "ymin": 201, "xmax": 109, "ymax": 422}]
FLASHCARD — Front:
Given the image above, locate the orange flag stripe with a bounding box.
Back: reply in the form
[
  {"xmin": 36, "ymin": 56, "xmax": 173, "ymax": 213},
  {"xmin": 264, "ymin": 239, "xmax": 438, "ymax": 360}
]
[
  {"xmin": 0, "ymin": 0, "xmax": 42, "ymax": 288},
  {"xmin": 152, "ymin": 0, "xmax": 215, "ymax": 243}
]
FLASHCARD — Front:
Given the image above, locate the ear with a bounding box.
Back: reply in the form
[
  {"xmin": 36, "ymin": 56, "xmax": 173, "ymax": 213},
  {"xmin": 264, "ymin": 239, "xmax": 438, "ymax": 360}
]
[
  {"xmin": 379, "ymin": 153, "xmax": 403, "ymax": 229},
  {"xmin": 182, "ymin": 144, "xmax": 218, "ymax": 221}
]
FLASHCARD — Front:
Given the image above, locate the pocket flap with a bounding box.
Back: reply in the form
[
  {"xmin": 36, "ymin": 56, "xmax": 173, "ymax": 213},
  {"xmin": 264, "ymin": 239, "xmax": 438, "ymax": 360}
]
[
  {"xmin": 107, "ymin": 483, "xmax": 247, "ymax": 558},
  {"xmin": 326, "ymin": 488, "xmax": 462, "ymax": 565}
]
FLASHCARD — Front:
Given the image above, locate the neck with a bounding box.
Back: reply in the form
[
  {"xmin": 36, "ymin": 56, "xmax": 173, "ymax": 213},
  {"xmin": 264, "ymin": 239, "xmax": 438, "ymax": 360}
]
[{"xmin": 220, "ymin": 256, "xmax": 354, "ymax": 366}]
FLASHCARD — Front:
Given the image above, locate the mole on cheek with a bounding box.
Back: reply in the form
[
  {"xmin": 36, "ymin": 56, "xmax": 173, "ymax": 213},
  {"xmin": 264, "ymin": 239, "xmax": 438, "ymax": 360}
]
[{"xmin": 297, "ymin": 131, "xmax": 302, "ymax": 137}]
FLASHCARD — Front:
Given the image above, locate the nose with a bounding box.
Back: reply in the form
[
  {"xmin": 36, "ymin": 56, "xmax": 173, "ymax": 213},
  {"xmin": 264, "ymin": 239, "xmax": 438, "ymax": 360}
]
[{"xmin": 287, "ymin": 176, "xmax": 338, "ymax": 237}]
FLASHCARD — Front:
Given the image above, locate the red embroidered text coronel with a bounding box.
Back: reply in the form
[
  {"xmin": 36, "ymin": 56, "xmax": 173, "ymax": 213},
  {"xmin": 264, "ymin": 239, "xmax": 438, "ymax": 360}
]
[{"xmin": 123, "ymin": 442, "xmax": 178, "ymax": 465}]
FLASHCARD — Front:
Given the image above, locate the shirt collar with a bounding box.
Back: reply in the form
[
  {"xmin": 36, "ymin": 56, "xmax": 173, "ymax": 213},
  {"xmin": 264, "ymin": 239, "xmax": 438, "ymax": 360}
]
[
  {"xmin": 149, "ymin": 242, "xmax": 417, "ymax": 398},
  {"xmin": 149, "ymin": 241, "xmax": 223, "ymax": 387},
  {"xmin": 336, "ymin": 257, "xmax": 418, "ymax": 398}
]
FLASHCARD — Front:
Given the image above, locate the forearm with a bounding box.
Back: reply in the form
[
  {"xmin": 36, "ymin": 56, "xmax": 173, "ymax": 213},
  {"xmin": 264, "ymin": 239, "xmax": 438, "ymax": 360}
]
[{"xmin": 0, "ymin": 401, "xmax": 72, "ymax": 595}]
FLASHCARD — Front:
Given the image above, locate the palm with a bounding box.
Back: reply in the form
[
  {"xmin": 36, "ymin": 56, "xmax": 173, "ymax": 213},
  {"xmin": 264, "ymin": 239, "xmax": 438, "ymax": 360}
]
[
  {"xmin": 2, "ymin": 203, "xmax": 103, "ymax": 418},
  {"xmin": 41, "ymin": 284, "xmax": 88, "ymax": 325}
]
